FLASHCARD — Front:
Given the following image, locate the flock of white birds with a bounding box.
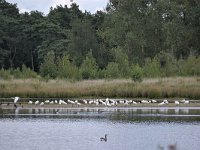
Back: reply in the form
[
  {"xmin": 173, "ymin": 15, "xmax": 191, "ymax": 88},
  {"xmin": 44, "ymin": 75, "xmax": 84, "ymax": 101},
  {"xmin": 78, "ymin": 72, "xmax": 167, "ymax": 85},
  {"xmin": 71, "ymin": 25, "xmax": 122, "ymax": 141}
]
[{"xmin": 12, "ymin": 97, "xmax": 190, "ymax": 107}]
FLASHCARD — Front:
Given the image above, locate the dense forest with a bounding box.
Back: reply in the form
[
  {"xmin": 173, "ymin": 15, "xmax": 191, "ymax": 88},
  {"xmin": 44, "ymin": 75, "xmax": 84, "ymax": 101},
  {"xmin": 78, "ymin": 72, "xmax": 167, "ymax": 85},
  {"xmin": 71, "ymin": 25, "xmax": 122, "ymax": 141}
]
[{"xmin": 0, "ymin": 0, "xmax": 199, "ymax": 80}]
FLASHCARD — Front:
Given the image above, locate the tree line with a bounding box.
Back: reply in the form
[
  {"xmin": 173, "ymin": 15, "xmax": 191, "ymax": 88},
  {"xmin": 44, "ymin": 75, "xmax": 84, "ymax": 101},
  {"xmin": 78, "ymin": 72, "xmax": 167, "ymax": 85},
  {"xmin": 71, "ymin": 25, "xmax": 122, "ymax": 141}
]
[{"xmin": 0, "ymin": 0, "xmax": 199, "ymax": 80}]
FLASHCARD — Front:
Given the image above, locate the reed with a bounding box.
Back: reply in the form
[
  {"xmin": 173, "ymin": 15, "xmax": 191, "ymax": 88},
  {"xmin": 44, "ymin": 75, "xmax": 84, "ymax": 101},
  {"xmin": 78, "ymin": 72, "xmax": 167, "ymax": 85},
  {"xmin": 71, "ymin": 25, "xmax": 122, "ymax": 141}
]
[{"xmin": 0, "ymin": 77, "xmax": 200, "ymax": 99}]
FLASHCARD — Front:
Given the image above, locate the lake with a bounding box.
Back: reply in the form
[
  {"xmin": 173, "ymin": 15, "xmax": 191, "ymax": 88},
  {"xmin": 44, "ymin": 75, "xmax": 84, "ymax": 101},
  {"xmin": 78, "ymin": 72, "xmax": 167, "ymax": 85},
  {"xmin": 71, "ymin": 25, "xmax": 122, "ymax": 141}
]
[{"xmin": 0, "ymin": 107, "xmax": 200, "ymax": 150}]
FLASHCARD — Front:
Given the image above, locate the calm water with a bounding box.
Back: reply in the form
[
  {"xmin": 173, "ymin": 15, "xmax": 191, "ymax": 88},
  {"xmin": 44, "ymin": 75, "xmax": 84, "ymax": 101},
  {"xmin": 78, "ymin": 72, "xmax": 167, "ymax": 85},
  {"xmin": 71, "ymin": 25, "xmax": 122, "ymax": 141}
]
[{"xmin": 0, "ymin": 107, "xmax": 200, "ymax": 150}]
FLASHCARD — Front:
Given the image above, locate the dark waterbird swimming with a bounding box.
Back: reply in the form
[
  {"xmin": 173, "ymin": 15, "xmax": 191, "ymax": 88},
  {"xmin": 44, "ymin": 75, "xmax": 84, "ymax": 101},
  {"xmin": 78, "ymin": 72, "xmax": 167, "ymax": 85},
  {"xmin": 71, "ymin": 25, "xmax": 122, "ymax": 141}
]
[
  {"xmin": 100, "ymin": 134, "xmax": 107, "ymax": 142},
  {"xmin": 168, "ymin": 143, "xmax": 177, "ymax": 150}
]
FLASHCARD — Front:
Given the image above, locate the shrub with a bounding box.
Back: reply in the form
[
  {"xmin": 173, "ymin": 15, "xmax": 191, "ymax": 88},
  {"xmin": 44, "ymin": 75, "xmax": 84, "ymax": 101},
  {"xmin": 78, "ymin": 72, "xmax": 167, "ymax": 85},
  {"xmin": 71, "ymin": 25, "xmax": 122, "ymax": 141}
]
[
  {"xmin": 57, "ymin": 54, "xmax": 81, "ymax": 80},
  {"xmin": 180, "ymin": 56, "xmax": 200, "ymax": 76},
  {"xmin": 11, "ymin": 68, "xmax": 22, "ymax": 78},
  {"xmin": 80, "ymin": 51, "xmax": 98, "ymax": 79},
  {"xmin": 40, "ymin": 51, "xmax": 57, "ymax": 79},
  {"xmin": 131, "ymin": 64, "xmax": 143, "ymax": 82},
  {"xmin": 157, "ymin": 52, "xmax": 178, "ymax": 77},
  {"xmin": 0, "ymin": 68, "xmax": 12, "ymax": 80},
  {"xmin": 105, "ymin": 62, "xmax": 120, "ymax": 78},
  {"xmin": 143, "ymin": 58, "xmax": 162, "ymax": 78},
  {"xmin": 21, "ymin": 64, "xmax": 37, "ymax": 79},
  {"xmin": 97, "ymin": 69, "xmax": 106, "ymax": 79},
  {"xmin": 111, "ymin": 47, "xmax": 130, "ymax": 77}
]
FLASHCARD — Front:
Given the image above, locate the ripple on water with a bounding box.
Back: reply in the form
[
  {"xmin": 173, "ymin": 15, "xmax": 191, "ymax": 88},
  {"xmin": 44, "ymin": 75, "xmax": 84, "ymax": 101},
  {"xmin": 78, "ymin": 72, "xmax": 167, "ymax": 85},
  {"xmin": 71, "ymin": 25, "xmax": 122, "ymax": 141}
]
[{"xmin": 0, "ymin": 108, "xmax": 200, "ymax": 150}]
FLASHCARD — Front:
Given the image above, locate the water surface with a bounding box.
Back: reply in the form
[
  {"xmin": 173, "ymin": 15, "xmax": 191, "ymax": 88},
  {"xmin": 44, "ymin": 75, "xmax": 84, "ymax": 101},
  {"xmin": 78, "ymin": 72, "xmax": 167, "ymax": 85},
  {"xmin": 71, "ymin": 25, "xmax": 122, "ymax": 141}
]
[{"xmin": 0, "ymin": 107, "xmax": 200, "ymax": 150}]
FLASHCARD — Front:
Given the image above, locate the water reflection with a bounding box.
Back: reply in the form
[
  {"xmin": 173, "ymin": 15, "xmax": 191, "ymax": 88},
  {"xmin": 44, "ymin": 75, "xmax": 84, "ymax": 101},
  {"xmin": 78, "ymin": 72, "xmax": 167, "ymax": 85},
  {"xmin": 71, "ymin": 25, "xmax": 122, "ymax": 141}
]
[{"xmin": 1, "ymin": 107, "xmax": 200, "ymax": 122}]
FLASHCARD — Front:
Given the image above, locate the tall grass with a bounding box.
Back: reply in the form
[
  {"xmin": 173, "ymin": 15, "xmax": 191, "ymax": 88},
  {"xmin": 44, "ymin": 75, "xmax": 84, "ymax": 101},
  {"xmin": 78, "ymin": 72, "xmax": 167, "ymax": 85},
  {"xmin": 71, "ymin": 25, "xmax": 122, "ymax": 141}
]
[{"xmin": 0, "ymin": 77, "xmax": 200, "ymax": 99}]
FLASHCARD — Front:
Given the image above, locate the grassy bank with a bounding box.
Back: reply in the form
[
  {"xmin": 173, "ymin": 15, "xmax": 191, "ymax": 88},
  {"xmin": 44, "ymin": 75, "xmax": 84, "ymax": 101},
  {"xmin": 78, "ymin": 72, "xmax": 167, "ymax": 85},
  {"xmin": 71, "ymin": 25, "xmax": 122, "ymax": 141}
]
[{"xmin": 0, "ymin": 77, "xmax": 200, "ymax": 99}]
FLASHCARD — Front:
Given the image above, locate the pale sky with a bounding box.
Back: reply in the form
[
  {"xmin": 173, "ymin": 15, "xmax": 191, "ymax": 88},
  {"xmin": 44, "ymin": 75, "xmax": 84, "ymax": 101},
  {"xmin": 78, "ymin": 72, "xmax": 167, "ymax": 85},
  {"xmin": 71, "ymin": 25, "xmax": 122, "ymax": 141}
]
[{"xmin": 6, "ymin": 0, "xmax": 109, "ymax": 14}]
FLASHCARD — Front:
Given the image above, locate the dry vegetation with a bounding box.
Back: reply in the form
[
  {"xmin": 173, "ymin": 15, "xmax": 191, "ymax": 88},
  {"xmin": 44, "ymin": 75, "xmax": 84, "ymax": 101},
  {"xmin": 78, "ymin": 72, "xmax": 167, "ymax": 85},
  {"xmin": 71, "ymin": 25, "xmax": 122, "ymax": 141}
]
[{"xmin": 0, "ymin": 77, "xmax": 200, "ymax": 99}]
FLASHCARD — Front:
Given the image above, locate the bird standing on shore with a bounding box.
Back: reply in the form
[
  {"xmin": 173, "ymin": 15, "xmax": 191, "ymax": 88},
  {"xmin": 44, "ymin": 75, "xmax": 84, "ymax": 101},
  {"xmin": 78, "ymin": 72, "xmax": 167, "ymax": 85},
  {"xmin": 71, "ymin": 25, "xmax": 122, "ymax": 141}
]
[
  {"xmin": 184, "ymin": 100, "xmax": 189, "ymax": 104},
  {"xmin": 175, "ymin": 101, "xmax": 179, "ymax": 105},
  {"xmin": 152, "ymin": 99, "xmax": 157, "ymax": 103},
  {"xmin": 158, "ymin": 101, "xmax": 165, "ymax": 106},
  {"xmin": 12, "ymin": 97, "xmax": 20, "ymax": 103},
  {"xmin": 35, "ymin": 100, "xmax": 39, "ymax": 105},
  {"xmin": 28, "ymin": 100, "xmax": 33, "ymax": 104},
  {"xmin": 12, "ymin": 97, "xmax": 20, "ymax": 109}
]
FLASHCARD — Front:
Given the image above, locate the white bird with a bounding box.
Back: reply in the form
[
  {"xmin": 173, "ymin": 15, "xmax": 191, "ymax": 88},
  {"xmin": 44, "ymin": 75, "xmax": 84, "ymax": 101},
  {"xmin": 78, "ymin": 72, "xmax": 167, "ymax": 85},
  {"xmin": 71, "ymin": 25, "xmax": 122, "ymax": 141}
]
[
  {"xmin": 163, "ymin": 99, "xmax": 168, "ymax": 104},
  {"xmin": 89, "ymin": 100, "xmax": 94, "ymax": 104},
  {"xmin": 28, "ymin": 100, "xmax": 33, "ymax": 104},
  {"xmin": 54, "ymin": 100, "xmax": 58, "ymax": 104},
  {"xmin": 95, "ymin": 101, "xmax": 99, "ymax": 105},
  {"xmin": 180, "ymin": 99, "xmax": 186, "ymax": 103},
  {"xmin": 58, "ymin": 100, "xmax": 62, "ymax": 105},
  {"xmin": 141, "ymin": 100, "xmax": 149, "ymax": 104},
  {"xmin": 110, "ymin": 99, "xmax": 115, "ymax": 103},
  {"xmin": 40, "ymin": 102, "xmax": 44, "ymax": 106},
  {"xmin": 45, "ymin": 100, "xmax": 50, "ymax": 103},
  {"xmin": 119, "ymin": 100, "xmax": 124, "ymax": 104},
  {"xmin": 77, "ymin": 102, "xmax": 81, "ymax": 106},
  {"xmin": 175, "ymin": 101, "xmax": 179, "ymax": 105},
  {"xmin": 68, "ymin": 100, "xmax": 75, "ymax": 104},
  {"xmin": 101, "ymin": 101, "xmax": 106, "ymax": 106},
  {"xmin": 106, "ymin": 103, "xmax": 111, "ymax": 107},
  {"xmin": 132, "ymin": 101, "xmax": 137, "ymax": 105},
  {"xmin": 12, "ymin": 97, "xmax": 20, "ymax": 103},
  {"xmin": 35, "ymin": 100, "xmax": 39, "ymax": 105},
  {"xmin": 184, "ymin": 100, "xmax": 189, "ymax": 104},
  {"xmin": 62, "ymin": 100, "xmax": 67, "ymax": 105},
  {"xmin": 158, "ymin": 101, "xmax": 165, "ymax": 106},
  {"xmin": 59, "ymin": 99, "xmax": 67, "ymax": 105},
  {"xmin": 152, "ymin": 99, "xmax": 157, "ymax": 103},
  {"xmin": 124, "ymin": 102, "xmax": 129, "ymax": 105},
  {"xmin": 50, "ymin": 101, "xmax": 54, "ymax": 104},
  {"xmin": 110, "ymin": 102, "xmax": 115, "ymax": 106},
  {"xmin": 126, "ymin": 100, "xmax": 132, "ymax": 104},
  {"xmin": 75, "ymin": 100, "xmax": 81, "ymax": 106},
  {"xmin": 83, "ymin": 99, "xmax": 87, "ymax": 104}
]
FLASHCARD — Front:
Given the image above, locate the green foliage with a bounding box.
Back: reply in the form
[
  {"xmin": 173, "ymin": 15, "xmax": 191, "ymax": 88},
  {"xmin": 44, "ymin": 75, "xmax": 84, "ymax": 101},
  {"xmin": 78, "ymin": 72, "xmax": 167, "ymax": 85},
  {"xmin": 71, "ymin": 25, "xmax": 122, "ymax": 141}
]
[
  {"xmin": 157, "ymin": 52, "xmax": 178, "ymax": 77},
  {"xmin": 21, "ymin": 64, "xmax": 37, "ymax": 79},
  {"xmin": 40, "ymin": 51, "xmax": 57, "ymax": 78},
  {"xmin": 57, "ymin": 54, "xmax": 81, "ymax": 80},
  {"xmin": 105, "ymin": 62, "xmax": 120, "ymax": 78},
  {"xmin": 0, "ymin": 0, "xmax": 199, "ymax": 79},
  {"xmin": 0, "ymin": 68, "xmax": 12, "ymax": 80},
  {"xmin": 112, "ymin": 47, "xmax": 130, "ymax": 78},
  {"xmin": 131, "ymin": 64, "xmax": 143, "ymax": 82},
  {"xmin": 68, "ymin": 19, "xmax": 99, "ymax": 66},
  {"xmin": 181, "ymin": 56, "xmax": 200, "ymax": 76},
  {"xmin": 143, "ymin": 58, "xmax": 162, "ymax": 78},
  {"xmin": 80, "ymin": 51, "xmax": 98, "ymax": 79},
  {"xmin": 11, "ymin": 68, "xmax": 22, "ymax": 78}
]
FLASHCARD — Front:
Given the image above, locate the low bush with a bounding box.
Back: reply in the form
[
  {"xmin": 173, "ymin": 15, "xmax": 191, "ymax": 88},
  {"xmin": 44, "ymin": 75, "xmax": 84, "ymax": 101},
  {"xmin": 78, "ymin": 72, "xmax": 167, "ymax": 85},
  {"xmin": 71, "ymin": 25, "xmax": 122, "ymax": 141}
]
[
  {"xmin": 0, "ymin": 68, "xmax": 12, "ymax": 80},
  {"xmin": 131, "ymin": 64, "xmax": 143, "ymax": 82}
]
